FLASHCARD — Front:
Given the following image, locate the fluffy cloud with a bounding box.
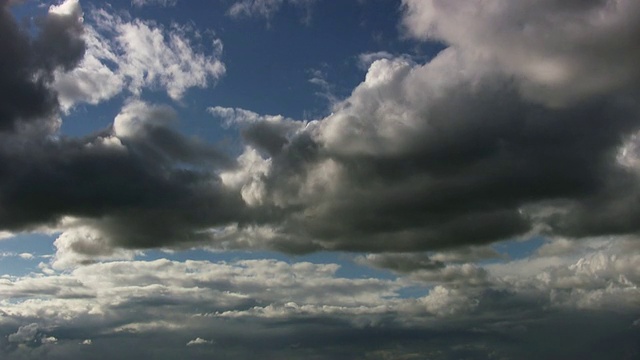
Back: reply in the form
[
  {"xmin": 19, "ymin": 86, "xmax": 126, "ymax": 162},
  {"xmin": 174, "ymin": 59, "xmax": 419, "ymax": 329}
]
[
  {"xmin": 357, "ymin": 51, "xmax": 395, "ymax": 70},
  {"xmin": 401, "ymin": 0, "xmax": 640, "ymax": 106},
  {"xmin": 0, "ymin": 98, "xmax": 244, "ymax": 263},
  {"xmin": 1, "ymin": 1, "xmax": 639, "ymax": 358},
  {"xmin": 3, "ymin": 0, "xmax": 640, "ymax": 261},
  {"xmin": 1, "ymin": 238, "xmax": 639, "ymax": 358},
  {"xmin": 202, "ymin": 0, "xmax": 640, "ymax": 254},
  {"xmin": 207, "ymin": 52, "xmax": 638, "ymax": 253},
  {"xmin": 7, "ymin": 323, "xmax": 40, "ymax": 344},
  {"xmin": 54, "ymin": 7, "xmax": 224, "ymax": 110}
]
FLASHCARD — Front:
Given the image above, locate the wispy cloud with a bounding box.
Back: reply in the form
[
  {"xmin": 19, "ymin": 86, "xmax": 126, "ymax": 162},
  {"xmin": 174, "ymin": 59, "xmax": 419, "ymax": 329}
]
[{"xmin": 131, "ymin": 0, "xmax": 177, "ymax": 7}]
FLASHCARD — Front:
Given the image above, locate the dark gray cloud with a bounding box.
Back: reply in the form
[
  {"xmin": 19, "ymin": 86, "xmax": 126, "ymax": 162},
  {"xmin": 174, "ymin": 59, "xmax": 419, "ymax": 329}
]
[
  {"xmin": 2, "ymin": 0, "xmax": 640, "ymax": 260},
  {"xmin": 0, "ymin": 0, "xmax": 84, "ymax": 132},
  {"xmin": 0, "ymin": 100, "xmax": 245, "ymax": 253},
  {"xmin": 357, "ymin": 253, "xmax": 445, "ymax": 273},
  {"xmin": 207, "ymin": 0, "xmax": 640, "ymax": 254},
  {"xmin": 0, "ymin": 3, "xmax": 241, "ymax": 254},
  {"xmin": 212, "ymin": 63, "xmax": 640, "ymax": 253}
]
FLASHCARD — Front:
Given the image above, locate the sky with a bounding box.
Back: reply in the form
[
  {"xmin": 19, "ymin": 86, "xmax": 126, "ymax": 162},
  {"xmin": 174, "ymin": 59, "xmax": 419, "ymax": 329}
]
[{"xmin": 1, "ymin": 0, "xmax": 640, "ymax": 359}]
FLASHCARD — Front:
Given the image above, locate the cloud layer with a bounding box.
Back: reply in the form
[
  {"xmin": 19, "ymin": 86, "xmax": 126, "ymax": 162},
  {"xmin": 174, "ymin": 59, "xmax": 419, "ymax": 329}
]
[
  {"xmin": 0, "ymin": 1, "xmax": 639, "ymax": 357},
  {"xmin": 1, "ymin": 237, "xmax": 639, "ymax": 359},
  {"xmin": 1, "ymin": 0, "xmax": 640, "ymax": 262}
]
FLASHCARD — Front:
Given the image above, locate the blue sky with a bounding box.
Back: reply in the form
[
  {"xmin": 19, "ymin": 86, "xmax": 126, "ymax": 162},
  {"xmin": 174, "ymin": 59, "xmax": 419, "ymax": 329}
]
[{"xmin": 1, "ymin": 0, "xmax": 640, "ymax": 359}]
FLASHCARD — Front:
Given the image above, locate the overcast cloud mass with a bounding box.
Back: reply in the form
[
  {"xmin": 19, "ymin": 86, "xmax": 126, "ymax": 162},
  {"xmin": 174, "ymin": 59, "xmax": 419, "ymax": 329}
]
[{"xmin": 1, "ymin": 0, "xmax": 639, "ymax": 358}]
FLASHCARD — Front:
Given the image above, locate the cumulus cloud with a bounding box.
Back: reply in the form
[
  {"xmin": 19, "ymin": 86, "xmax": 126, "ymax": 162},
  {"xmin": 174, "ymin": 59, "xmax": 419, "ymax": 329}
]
[
  {"xmin": 8, "ymin": 323, "xmax": 40, "ymax": 344},
  {"xmin": 0, "ymin": 98, "xmax": 243, "ymax": 263},
  {"xmin": 54, "ymin": 7, "xmax": 225, "ymax": 110},
  {"xmin": 401, "ymin": 0, "xmax": 640, "ymax": 106},
  {"xmin": 357, "ymin": 51, "xmax": 395, "ymax": 70},
  {"xmin": 201, "ymin": 0, "xmax": 640, "ymax": 255},
  {"xmin": 2, "ymin": 0, "xmax": 640, "ymax": 282},
  {"xmin": 1, "ymin": 1, "xmax": 639, "ymax": 358},
  {"xmin": 0, "ymin": 239, "xmax": 639, "ymax": 358}
]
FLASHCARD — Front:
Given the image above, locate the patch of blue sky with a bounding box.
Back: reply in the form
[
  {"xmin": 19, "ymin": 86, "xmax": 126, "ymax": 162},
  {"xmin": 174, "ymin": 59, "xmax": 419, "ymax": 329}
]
[
  {"xmin": 396, "ymin": 285, "xmax": 431, "ymax": 299},
  {"xmin": 141, "ymin": 248, "xmax": 398, "ymax": 280},
  {"xmin": 491, "ymin": 236, "xmax": 547, "ymax": 262},
  {"xmin": 0, "ymin": 233, "xmax": 56, "ymax": 276}
]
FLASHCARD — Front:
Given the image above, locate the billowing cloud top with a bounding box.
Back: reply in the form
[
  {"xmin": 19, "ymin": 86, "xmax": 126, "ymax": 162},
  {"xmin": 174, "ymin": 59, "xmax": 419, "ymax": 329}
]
[
  {"xmin": 0, "ymin": 0, "xmax": 640, "ymax": 261},
  {"xmin": 1, "ymin": 1, "xmax": 640, "ymax": 359}
]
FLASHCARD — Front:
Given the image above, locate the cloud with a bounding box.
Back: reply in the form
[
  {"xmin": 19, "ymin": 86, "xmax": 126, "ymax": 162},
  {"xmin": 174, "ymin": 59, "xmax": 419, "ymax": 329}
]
[
  {"xmin": 358, "ymin": 253, "xmax": 491, "ymax": 287},
  {"xmin": 0, "ymin": 238, "xmax": 639, "ymax": 358},
  {"xmin": 2, "ymin": 0, "xmax": 640, "ymax": 271},
  {"xmin": 0, "ymin": 98, "xmax": 243, "ymax": 263},
  {"xmin": 186, "ymin": 337, "xmax": 212, "ymax": 346},
  {"xmin": 131, "ymin": 0, "xmax": 177, "ymax": 7},
  {"xmin": 200, "ymin": 0, "xmax": 640, "ymax": 255},
  {"xmin": 41, "ymin": 336, "xmax": 58, "ymax": 345},
  {"xmin": 8, "ymin": 323, "xmax": 40, "ymax": 344},
  {"xmin": 0, "ymin": 252, "xmax": 36, "ymax": 260},
  {"xmin": 227, "ymin": 0, "xmax": 317, "ymax": 21},
  {"xmin": 401, "ymin": 0, "xmax": 640, "ymax": 106},
  {"xmin": 54, "ymin": 7, "xmax": 225, "ymax": 110},
  {"xmin": 357, "ymin": 51, "xmax": 394, "ymax": 70},
  {"xmin": 0, "ymin": 0, "xmax": 84, "ymax": 131},
  {"xmin": 0, "ymin": 1, "xmax": 638, "ymax": 358}
]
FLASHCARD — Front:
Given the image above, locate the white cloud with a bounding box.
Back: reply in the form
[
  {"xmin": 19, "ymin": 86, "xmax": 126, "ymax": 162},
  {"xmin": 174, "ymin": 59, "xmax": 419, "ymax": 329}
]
[
  {"xmin": 357, "ymin": 51, "xmax": 394, "ymax": 70},
  {"xmin": 112, "ymin": 100, "xmax": 177, "ymax": 139},
  {"xmin": 18, "ymin": 253, "xmax": 35, "ymax": 260},
  {"xmin": 308, "ymin": 67, "xmax": 338, "ymax": 105},
  {"xmin": 186, "ymin": 337, "xmax": 213, "ymax": 346},
  {"xmin": 131, "ymin": 0, "xmax": 177, "ymax": 7},
  {"xmin": 49, "ymin": 0, "xmax": 82, "ymax": 17},
  {"xmin": 0, "ymin": 252, "xmax": 36, "ymax": 260},
  {"xmin": 41, "ymin": 336, "xmax": 58, "ymax": 344},
  {"xmin": 0, "ymin": 236, "xmax": 639, "ymax": 357},
  {"xmin": 401, "ymin": 0, "xmax": 640, "ymax": 105},
  {"xmin": 227, "ymin": 0, "xmax": 317, "ymax": 20},
  {"xmin": 54, "ymin": 25, "xmax": 125, "ymax": 111},
  {"xmin": 219, "ymin": 148, "xmax": 271, "ymax": 206},
  {"xmin": 8, "ymin": 323, "xmax": 39, "ymax": 343},
  {"xmin": 52, "ymin": 225, "xmax": 139, "ymax": 269},
  {"xmin": 55, "ymin": 7, "xmax": 225, "ymax": 111}
]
